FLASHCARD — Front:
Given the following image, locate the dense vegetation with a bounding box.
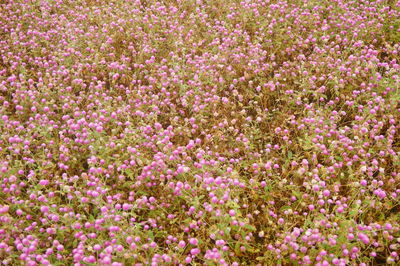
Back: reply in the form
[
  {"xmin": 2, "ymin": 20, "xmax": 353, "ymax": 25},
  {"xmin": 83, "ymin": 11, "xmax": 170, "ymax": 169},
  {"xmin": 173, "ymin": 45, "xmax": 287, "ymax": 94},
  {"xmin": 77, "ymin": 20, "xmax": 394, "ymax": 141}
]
[{"xmin": 0, "ymin": 0, "xmax": 399, "ymax": 265}]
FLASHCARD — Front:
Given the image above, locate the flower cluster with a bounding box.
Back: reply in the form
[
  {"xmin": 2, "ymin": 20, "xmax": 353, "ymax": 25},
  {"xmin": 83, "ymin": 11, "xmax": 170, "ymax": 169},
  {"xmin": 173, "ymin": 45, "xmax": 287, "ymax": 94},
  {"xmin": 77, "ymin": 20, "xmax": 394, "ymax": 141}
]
[{"xmin": 0, "ymin": 0, "xmax": 399, "ymax": 265}]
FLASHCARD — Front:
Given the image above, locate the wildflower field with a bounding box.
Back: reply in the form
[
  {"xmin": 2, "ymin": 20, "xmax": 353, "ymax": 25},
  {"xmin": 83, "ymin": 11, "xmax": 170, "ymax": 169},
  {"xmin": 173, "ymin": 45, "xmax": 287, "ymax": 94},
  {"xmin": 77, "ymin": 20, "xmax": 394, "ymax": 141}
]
[{"xmin": 0, "ymin": 0, "xmax": 399, "ymax": 265}]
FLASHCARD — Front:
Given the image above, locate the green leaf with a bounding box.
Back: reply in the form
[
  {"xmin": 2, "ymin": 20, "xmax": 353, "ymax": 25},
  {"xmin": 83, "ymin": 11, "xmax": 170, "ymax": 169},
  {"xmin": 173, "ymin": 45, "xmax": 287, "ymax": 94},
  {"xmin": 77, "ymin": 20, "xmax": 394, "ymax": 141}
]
[
  {"xmin": 235, "ymin": 242, "xmax": 242, "ymax": 255},
  {"xmin": 247, "ymin": 247, "xmax": 260, "ymax": 253},
  {"xmin": 378, "ymin": 212, "xmax": 385, "ymax": 221},
  {"xmin": 243, "ymin": 224, "xmax": 256, "ymax": 231},
  {"xmin": 224, "ymin": 227, "xmax": 231, "ymax": 236},
  {"xmin": 293, "ymin": 190, "xmax": 302, "ymax": 199},
  {"xmin": 335, "ymin": 156, "xmax": 343, "ymax": 162},
  {"xmin": 280, "ymin": 205, "xmax": 291, "ymax": 212},
  {"xmin": 264, "ymin": 183, "xmax": 273, "ymax": 193},
  {"xmin": 349, "ymin": 208, "xmax": 358, "ymax": 217}
]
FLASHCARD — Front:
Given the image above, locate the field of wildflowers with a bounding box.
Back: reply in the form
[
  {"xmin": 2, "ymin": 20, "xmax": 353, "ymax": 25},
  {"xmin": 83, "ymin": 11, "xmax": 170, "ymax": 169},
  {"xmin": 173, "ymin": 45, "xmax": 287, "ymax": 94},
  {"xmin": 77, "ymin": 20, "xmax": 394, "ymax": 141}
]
[{"xmin": 0, "ymin": 0, "xmax": 399, "ymax": 265}]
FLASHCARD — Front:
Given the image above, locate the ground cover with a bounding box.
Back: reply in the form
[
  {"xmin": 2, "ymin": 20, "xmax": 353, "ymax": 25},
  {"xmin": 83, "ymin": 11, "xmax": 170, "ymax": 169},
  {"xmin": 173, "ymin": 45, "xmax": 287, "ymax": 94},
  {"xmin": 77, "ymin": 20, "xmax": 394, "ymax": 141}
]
[{"xmin": 0, "ymin": 0, "xmax": 399, "ymax": 265}]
